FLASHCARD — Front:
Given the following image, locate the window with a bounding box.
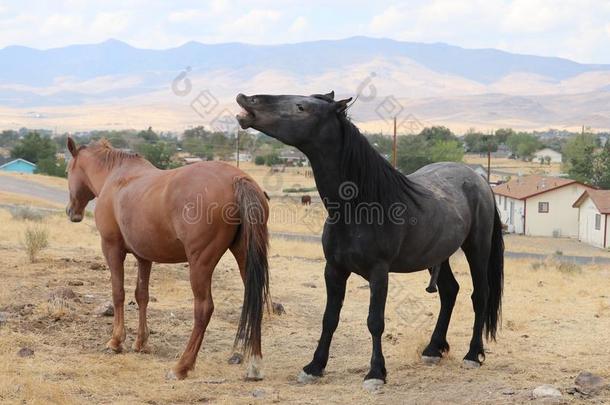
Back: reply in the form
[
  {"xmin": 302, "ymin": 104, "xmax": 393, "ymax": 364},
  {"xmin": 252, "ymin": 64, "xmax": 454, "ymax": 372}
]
[
  {"xmin": 595, "ymin": 214, "xmax": 601, "ymax": 231},
  {"xmin": 538, "ymin": 202, "xmax": 549, "ymax": 213}
]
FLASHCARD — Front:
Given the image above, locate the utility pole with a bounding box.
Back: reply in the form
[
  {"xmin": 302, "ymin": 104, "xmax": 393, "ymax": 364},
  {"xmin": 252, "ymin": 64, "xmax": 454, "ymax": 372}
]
[
  {"xmin": 392, "ymin": 116, "xmax": 397, "ymax": 167},
  {"xmin": 487, "ymin": 141, "xmax": 491, "ymax": 184},
  {"xmin": 235, "ymin": 130, "xmax": 240, "ymax": 168}
]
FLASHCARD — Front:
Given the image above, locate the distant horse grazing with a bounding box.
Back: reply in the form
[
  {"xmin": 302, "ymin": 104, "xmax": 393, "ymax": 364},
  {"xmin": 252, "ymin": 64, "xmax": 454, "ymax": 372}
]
[
  {"xmin": 301, "ymin": 195, "xmax": 312, "ymax": 206},
  {"xmin": 236, "ymin": 92, "xmax": 504, "ymax": 391},
  {"xmin": 65, "ymin": 138, "xmax": 270, "ymax": 381}
]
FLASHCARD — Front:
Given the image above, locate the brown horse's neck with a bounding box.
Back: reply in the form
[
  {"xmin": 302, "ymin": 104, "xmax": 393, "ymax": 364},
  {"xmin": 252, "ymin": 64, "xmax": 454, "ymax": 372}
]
[{"xmin": 82, "ymin": 155, "xmax": 151, "ymax": 196}]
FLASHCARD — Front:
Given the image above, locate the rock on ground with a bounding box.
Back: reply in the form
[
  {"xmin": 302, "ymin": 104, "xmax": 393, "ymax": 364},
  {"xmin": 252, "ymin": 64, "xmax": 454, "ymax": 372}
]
[
  {"xmin": 95, "ymin": 302, "xmax": 114, "ymax": 316},
  {"xmin": 272, "ymin": 302, "xmax": 286, "ymax": 315},
  {"xmin": 17, "ymin": 347, "xmax": 34, "ymax": 357},
  {"xmin": 227, "ymin": 353, "xmax": 243, "ymax": 365},
  {"xmin": 575, "ymin": 371, "xmax": 606, "ymax": 394},
  {"xmin": 532, "ymin": 384, "xmax": 562, "ymax": 399}
]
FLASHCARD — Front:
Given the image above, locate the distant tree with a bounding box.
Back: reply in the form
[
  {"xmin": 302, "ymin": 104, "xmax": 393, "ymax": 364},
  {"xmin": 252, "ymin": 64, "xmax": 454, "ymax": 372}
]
[
  {"xmin": 0, "ymin": 130, "xmax": 20, "ymax": 148},
  {"xmin": 365, "ymin": 133, "xmax": 393, "ymax": 157},
  {"xmin": 419, "ymin": 126, "xmax": 456, "ymax": 142},
  {"xmin": 494, "ymin": 128, "xmax": 515, "ymax": 144},
  {"xmin": 429, "ymin": 140, "xmax": 464, "ymax": 162},
  {"xmin": 36, "ymin": 157, "xmax": 67, "ymax": 178},
  {"xmin": 137, "ymin": 126, "xmax": 159, "ymax": 143},
  {"xmin": 264, "ymin": 152, "xmax": 281, "ymax": 166},
  {"xmin": 464, "ymin": 131, "xmax": 498, "ymax": 153},
  {"xmin": 506, "ymin": 132, "xmax": 541, "ymax": 160},
  {"xmin": 592, "ymin": 142, "xmax": 610, "ymax": 189},
  {"xmin": 11, "ymin": 132, "xmax": 56, "ymax": 163},
  {"xmin": 137, "ymin": 141, "xmax": 177, "ymax": 169},
  {"xmin": 254, "ymin": 156, "xmax": 265, "ymax": 166},
  {"xmin": 563, "ymin": 133, "xmax": 598, "ymax": 183}
]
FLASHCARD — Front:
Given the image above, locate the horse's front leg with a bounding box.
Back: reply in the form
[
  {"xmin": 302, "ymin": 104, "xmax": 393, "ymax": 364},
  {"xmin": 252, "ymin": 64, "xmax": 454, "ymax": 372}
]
[
  {"xmin": 298, "ymin": 263, "xmax": 350, "ymax": 383},
  {"xmin": 363, "ymin": 266, "xmax": 389, "ymax": 391},
  {"xmin": 102, "ymin": 239, "xmax": 127, "ymax": 353},
  {"xmin": 133, "ymin": 257, "xmax": 152, "ymax": 352}
]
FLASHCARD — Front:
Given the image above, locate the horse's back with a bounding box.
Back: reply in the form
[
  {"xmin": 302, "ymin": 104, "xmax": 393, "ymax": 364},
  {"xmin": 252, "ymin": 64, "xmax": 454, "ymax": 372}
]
[{"xmin": 101, "ymin": 161, "xmax": 258, "ymax": 263}]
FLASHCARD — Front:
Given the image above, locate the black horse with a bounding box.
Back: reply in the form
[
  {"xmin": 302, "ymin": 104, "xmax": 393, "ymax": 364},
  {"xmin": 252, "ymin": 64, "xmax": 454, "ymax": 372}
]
[{"xmin": 236, "ymin": 92, "xmax": 504, "ymax": 391}]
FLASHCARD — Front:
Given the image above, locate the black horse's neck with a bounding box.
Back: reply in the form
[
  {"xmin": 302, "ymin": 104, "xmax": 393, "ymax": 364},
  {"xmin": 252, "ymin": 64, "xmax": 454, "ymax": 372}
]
[{"xmin": 301, "ymin": 115, "xmax": 426, "ymax": 212}]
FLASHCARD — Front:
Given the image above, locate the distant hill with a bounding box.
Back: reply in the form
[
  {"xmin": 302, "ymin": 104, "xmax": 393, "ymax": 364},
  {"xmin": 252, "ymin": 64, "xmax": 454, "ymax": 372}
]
[{"xmin": 1, "ymin": 36, "xmax": 609, "ymax": 132}]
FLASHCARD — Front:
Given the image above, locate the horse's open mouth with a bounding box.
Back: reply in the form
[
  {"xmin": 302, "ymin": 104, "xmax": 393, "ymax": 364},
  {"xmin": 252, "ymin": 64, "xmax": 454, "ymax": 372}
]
[{"xmin": 235, "ymin": 94, "xmax": 256, "ymax": 129}]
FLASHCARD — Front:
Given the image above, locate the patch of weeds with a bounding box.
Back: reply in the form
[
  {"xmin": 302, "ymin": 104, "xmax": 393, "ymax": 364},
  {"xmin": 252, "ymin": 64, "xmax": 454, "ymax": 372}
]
[
  {"xmin": 9, "ymin": 206, "xmax": 47, "ymax": 222},
  {"xmin": 23, "ymin": 226, "xmax": 50, "ymax": 262},
  {"xmin": 557, "ymin": 261, "xmax": 582, "ymax": 274}
]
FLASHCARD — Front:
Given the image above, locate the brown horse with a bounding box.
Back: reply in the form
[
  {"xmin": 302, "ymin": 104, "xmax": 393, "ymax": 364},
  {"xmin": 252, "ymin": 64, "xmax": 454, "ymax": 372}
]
[{"xmin": 65, "ymin": 138, "xmax": 270, "ymax": 380}]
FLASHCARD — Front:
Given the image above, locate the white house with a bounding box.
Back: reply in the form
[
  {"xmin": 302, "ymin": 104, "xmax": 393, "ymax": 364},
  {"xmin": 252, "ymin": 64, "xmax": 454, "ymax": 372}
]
[
  {"xmin": 493, "ymin": 175, "xmax": 593, "ymax": 237},
  {"xmin": 533, "ymin": 148, "xmax": 562, "ymax": 164},
  {"xmin": 573, "ymin": 190, "xmax": 610, "ymax": 249}
]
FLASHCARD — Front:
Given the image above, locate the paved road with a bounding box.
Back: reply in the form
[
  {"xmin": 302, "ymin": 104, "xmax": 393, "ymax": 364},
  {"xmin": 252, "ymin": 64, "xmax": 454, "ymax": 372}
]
[
  {"xmin": 2, "ymin": 176, "xmax": 609, "ymax": 265},
  {"xmin": 0, "ymin": 175, "xmax": 69, "ymax": 205}
]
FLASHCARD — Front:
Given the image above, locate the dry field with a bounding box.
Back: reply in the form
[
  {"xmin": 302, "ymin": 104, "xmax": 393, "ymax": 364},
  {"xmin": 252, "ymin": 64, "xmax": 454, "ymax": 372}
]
[
  {"xmin": 463, "ymin": 154, "xmax": 563, "ymax": 180},
  {"xmin": 0, "ymin": 201, "xmax": 609, "ymax": 404}
]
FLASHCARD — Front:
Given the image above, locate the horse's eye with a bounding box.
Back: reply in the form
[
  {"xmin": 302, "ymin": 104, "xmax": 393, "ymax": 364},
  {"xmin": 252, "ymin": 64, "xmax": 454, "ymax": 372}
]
[
  {"xmin": 251, "ymin": 97, "xmax": 258, "ymax": 104},
  {"xmin": 297, "ymin": 104, "xmax": 304, "ymax": 112}
]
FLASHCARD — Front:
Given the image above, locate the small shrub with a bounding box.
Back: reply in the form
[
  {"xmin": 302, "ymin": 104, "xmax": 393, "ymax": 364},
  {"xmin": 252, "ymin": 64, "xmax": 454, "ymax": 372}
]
[
  {"xmin": 557, "ymin": 261, "xmax": 582, "ymax": 274},
  {"xmin": 554, "ymin": 250, "xmax": 563, "ymax": 256},
  {"xmin": 23, "ymin": 226, "xmax": 49, "ymax": 262},
  {"xmin": 9, "ymin": 206, "xmax": 46, "ymax": 222},
  {"xmin": 530, "ymin": 261, "xmax": 544, "ymax": 271}
]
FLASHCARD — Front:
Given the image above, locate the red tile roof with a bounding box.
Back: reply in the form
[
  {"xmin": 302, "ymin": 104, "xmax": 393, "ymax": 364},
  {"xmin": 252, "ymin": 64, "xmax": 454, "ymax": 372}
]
[
  {"xmin": 492, "ymin": 175, "xmax": 591, "ymax": 200},
  {"xmin": 573, "ymin": 189, "xmax": 610, "ymax": 214}
]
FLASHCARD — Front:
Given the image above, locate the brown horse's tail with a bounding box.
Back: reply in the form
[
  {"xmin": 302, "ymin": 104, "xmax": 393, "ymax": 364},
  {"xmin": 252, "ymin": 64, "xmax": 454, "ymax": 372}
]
[{"xmin": 233, "ymin": 177, "xmax": 270, "ymax": 358}]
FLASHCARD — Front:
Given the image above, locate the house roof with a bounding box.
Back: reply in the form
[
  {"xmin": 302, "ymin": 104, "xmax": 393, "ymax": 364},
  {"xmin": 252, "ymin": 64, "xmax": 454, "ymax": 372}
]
[
  {"xmin": 492, "ymin": 175, "xmax": 590, "ymax": 200},
  {"xmin": 534, "ymin": 148, "xmax": 562, "ymax": 155},
  {"xmin": 573, "ymin": 189, "xmax": 610, "ymax": 214},
  {"xmin": 0, "ymin": 158, "xmax": 36, "ymax": 169}
]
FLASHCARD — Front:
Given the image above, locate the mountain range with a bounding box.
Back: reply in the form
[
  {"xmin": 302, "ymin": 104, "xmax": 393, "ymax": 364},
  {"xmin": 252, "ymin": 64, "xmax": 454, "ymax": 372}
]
[{"xmin": 1, "ymin": 36, "xmax": 609, "ymax": 133}]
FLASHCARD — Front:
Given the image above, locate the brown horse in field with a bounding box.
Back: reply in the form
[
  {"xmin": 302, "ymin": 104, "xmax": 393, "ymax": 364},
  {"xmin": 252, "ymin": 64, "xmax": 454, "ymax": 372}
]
[{"xmin": 65, "ymin": 138, "xmax": 270, "ymax": 381}]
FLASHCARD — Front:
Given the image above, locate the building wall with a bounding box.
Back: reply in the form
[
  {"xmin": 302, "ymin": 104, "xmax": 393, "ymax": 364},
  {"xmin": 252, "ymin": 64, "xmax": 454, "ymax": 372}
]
[
  {"xmin": 577, "ymin": 198, "xmax": 607, "ymax": 248},
  {"xmin": 525, "ymin": 184, "xmax": 589, "ymax": 238},
  {"xmin": 0, "ymin": 160, "xmax": 36, "ymax": 174},
  {"xmin": 495, "ymin": 194, "xmax": 525, "ymax": 234}
]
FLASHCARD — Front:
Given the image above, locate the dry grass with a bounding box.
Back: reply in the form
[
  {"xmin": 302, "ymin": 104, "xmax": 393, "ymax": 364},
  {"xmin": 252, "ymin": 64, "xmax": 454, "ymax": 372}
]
[
  {"xmin": 0, "ymin": 201, "xmax": 609, "ymax": 404},
  {"xmin": 0, "ymin": 171, "xmax": 68, "ymax": 190},
  {"xmin": 23, "ymin": 226, "xmax": 50, "ymax": 263}
]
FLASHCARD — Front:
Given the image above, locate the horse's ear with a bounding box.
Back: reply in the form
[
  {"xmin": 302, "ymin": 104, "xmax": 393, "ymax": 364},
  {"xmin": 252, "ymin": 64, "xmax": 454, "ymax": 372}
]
[
  {"xmin": 67, "ymin": 137, "xmax": 78, "ymax": 157},
  {"xmin": 325, "ymin": 91, "xmax": 335, "ymax": 100},
  {"xmin": 335, "ymin": 97, "xmax": 353, "ymax": 113}
]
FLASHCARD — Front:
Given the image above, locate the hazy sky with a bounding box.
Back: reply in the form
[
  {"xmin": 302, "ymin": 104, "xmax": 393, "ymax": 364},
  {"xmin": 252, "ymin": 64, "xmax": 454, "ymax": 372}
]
[{"xmin": 1, "ymin": 0, "xmax": 609, "ymax": 63}]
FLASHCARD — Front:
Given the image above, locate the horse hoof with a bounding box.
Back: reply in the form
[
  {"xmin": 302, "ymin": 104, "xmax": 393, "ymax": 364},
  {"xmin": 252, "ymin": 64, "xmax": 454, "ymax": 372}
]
[
  {"xmin": 104, "ymin": 344, "xmax": 122, "ymax": 354},
  {"xmin": 462, "ymin": 359, "xmax": 481, "ymax": 369},
  {"xmin": 363, "ymin": 379, "xmax": 384, "ymax": 393},
  {"xmin": 165, "ymin": 370, "xmax": 178, "ymax": 380},
  {"xmin": 245, "ymin": 358, "xmax": 264, "ymax": 381},
  {"xmin": 132, "ymin": 343, "xmax": 150, "ymax": 353},
  {"xmin": 421, "ymin": 355, "xmax": 441, "ymax": 365},
  {"xmin": 297, "ymin": 370, "xmax": 320, "ymax": 384}
]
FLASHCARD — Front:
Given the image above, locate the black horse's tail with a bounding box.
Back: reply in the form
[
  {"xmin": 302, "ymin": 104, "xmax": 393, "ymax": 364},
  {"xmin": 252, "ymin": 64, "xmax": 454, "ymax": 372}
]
[
  {"xmin": 233, "ymin": 177, "xmax": 270, "ymax": 358},
  {"xmin": 485, "ymin": 204, "xmax": 504, "ymax": 341}
]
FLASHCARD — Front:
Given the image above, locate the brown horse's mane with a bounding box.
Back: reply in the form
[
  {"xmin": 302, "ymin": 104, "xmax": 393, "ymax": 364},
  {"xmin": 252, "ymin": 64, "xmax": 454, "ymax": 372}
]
[{"xmin": 84, "ymin": 139, "xmax": 143, "ymax": 170}]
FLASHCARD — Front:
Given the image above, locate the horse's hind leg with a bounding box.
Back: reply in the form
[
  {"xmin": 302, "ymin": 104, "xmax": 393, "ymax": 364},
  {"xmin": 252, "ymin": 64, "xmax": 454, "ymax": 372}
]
[
  {"xmin": 422, "ymin": 260, "xmax": 459, "ymax": 364},
  {"xmin": 462, "ymin": 241, "xmax": 491, "ymax": 368},
  {"xmin": 167, "ymin": 253, "xmax": 216, "ymax": 380},
  {"xmin": 102, "ymin": 240, "xmax": 127, "ymax": 353},
  {"xmin": 133, "ymin": 257, "xmax": 152, "ymax": 353},
  {"xmin": 230, "ymin": 242, "xmax": 263, "ymax": 380}
]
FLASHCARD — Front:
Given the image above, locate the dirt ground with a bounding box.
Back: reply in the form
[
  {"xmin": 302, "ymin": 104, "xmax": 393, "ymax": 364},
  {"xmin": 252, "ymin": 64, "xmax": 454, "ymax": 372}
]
[{"xmin": 0, "ymin": 206, "xmax": 609, "ymax": 405}]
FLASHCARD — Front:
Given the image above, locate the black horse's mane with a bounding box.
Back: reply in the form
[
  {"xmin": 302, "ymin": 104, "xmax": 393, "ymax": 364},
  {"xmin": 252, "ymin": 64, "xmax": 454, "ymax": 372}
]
[{"xmin": 337, "ymin": 114, "xmax": 427, "ymax": 208}]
